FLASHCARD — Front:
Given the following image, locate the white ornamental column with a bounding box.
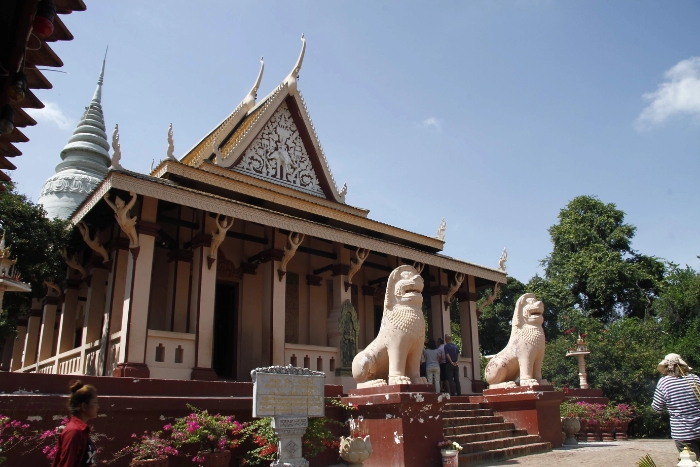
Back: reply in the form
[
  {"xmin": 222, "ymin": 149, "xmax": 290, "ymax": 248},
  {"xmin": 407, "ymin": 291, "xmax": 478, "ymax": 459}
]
[
  {"xmin": 429, "ymin": 268, "xmax": 449, "ymax": 342},
  {"xmin": 11, "ymin": 317, "xmax": 28, "ymax": 371},
  {"xmin": 22, "ymin": 302, "xmax": 42, "ymax": 368},
  {"xmin": 37, "ymin": 292, "xmax": 60, "ymax": 363},
  {"xmin": 189, "ymin": 231, "xmax": 218, "ymax": 380},
  {"xmin": 327, "ymin": 243, "xmax": 352, "ymax": 354},
  {"xmin": 113, "ymin": 196, "xmax": 159, "ymax": 378}
]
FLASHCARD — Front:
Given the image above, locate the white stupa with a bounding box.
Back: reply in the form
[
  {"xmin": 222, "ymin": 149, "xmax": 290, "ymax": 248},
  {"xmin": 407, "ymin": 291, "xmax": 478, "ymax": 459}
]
[{"xmin": 38, "ymin": 54, "xmax": 111, "ymax": 219}]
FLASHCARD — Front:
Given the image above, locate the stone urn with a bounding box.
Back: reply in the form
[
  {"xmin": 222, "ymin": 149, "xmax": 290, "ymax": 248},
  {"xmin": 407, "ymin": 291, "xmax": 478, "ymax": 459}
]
[
  {"xmin": 441, "ymin": 449, "xmax": 459, "ymax": 467},
  {"xmin": 561, "ymin": 417, "xmax": 581, "ymax": 445},
  {"xmin": 339, "ymin": 435, "xmax": 372, "ymax": 465},
  {"xmin": 130, "ymin": 458, "xmax": 168, "ymax": 467}
]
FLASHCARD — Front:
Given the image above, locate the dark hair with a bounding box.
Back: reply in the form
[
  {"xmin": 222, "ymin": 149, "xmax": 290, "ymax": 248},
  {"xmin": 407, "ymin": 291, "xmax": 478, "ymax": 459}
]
[
  {"xmin": 68, "ymin": 380, "xmax": 97, "ymax": 416},
  {"xmin": 437, "ymin": 337, "xmax": 444, "ymax": 345},
  {"xmin": 427, "ymin": 339, "xmax": 437, "ymax": 350}
]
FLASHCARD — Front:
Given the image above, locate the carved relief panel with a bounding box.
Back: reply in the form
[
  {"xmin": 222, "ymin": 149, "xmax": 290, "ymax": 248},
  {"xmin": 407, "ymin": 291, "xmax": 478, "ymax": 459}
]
[{"xmin": 233, "ymin": 102, "xmax": 323, "ymax": 196}]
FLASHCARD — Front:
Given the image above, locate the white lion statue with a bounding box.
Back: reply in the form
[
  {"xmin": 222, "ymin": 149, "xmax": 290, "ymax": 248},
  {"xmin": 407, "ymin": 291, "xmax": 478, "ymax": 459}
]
[
  {"xmin": 352, "ymin": 265, "xmax": 427, "ymax": 387},
  {"xmin": 484, "ymin": 293, "xmax": 548, "ymax": 388}
]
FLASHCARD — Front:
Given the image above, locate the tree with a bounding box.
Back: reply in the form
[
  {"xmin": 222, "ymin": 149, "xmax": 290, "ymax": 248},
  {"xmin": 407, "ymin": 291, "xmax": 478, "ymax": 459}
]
[
  {"xmin": 542, "ymin": 196, "xmax": 664, "ymax": 322},
  {"xmin": 653, "ymin": 263, "xmax": 700, "ymax": 334},
  {"xmin": 0, "ymin": 184, "xmax": 70, "ymax": 342},
  {"xmin": 477, "ymin": 277, "xmax": 526, "ymax": 355}
]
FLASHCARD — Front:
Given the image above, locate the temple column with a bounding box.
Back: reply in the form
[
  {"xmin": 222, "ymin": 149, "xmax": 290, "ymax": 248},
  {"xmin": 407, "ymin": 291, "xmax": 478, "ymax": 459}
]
[
  {"xmin": 327, "ymin": 244, "xmax": 351, "ymax": 352},
  {"xmin": 429, "ymin": 268, "xmax": 449, "ymax": 342},
  {"xmin": 306, "ymin": 274, "xmax": 325, "ymax": 347},
  {"xmin": 113, "ymin": 196, "xmax": 159, "ymax": 378},
  {"xmin": 37, "ymin": 293, "xmax": 60, "ymax": 363},
  {"xmin": 22, "ymin": 302, "xmax": 42, "ymax": 368},
  {"xmin": 271, "ymin": 232, "xmax": 289, "ymax": 367},
  {"xmin": 189, "ymin": 232, "xmax": 218, "ymax": 380},
  {"xmin": 80, "ymin": 261, "xmax": 109, "ymax": 375},
  {"xmin": 362, "ymin": 286, "xmax": 376, "ymax": 347},
  {"xmin": 55, "ymin": 279, "xmax": 81, "ymax": 357},
  {"xmin": 467, "ymin": 275, "xmax": 484, "ymax": 392},
  {"xmin": 97, "ymin": 237, "xmax": 130, "ymax": 376},
  {"xmin": 165, "ymin": 250, "xmax": 193, "ymax": 333},
  {"xmin": 11, "ymin": 318, "xmax": 27, "ymax": 370},
  {"xmin": 1, "ymin": 337, "xmax": 13, "ymax": 371}
]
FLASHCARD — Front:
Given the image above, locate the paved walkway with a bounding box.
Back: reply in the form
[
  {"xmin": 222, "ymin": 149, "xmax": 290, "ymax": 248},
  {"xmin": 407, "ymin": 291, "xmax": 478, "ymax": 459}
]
[{"xmin": 482, "ymin": 439, "xmax": 679, "ymax": 467}]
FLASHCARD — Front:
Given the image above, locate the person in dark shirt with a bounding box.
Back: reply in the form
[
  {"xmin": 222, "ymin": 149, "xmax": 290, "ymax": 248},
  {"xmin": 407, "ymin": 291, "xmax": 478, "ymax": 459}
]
[
  {"xmin": 52, "ymin": 380, "xmax": 99, "ymax": 467},
  {"xmin": 443, "ymin": 335, "xmax": 461, "ymax": 396}
]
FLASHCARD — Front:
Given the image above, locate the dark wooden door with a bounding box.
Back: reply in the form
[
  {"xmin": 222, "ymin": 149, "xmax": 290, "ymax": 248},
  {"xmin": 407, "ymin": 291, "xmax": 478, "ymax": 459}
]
[{"xmin": 213, "ymin": 282, "xmax": 238, "ymax": 379}]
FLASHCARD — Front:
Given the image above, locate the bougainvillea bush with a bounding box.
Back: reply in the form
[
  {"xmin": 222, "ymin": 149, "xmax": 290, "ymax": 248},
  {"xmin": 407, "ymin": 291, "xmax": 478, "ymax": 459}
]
[{"xmin": 165, "ymin": 405, "xmax": 242, "ymax": 463}]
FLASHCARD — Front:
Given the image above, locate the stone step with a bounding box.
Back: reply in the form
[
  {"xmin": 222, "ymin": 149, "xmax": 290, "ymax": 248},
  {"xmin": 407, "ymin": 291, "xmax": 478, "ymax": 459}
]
[
  {"xmin": 443, "ymin": 422, "xmax": 518, "ymax": 436},
  {"xmin": 457, "ymin": 442, "xmax": 552, "ymax": 466},
  {"xmin": 459, "ymin": 435, "xmax": 543, "ymax": 455},
  {"xmin": 443, "ymin": 408, "xmax": 494, "ymax": 418},
  {"xmin": 450, "ymin": 428, "xmax": 529, "ymax": 444},
  {"xmin": 443, "ymin": 415, "xmax": 504, "ymax": 427},
  {"xmin": 444, "ymin": 402, "xmax": 483, "ymax": 411}
]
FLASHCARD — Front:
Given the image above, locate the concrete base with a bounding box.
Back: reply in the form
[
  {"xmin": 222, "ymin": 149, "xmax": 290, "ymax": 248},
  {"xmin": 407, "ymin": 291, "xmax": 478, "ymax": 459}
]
[
  {"xmin": 564, "ymin": 388, "xmax": 609, "ymax": 405},
  {"xmin": 471, "ymin": 384, "xmax": 566, "ymax": 448},
  {"xmin": 342, "ymin": 384, "xmax": 446, "ymax": 467},
  {"xmin": 190, "ymin": 367, "xmax": 218, "ymax": 381},
  {"xmin": 113, "ymin": 362, "xmax": 150, "ymax": 378}
]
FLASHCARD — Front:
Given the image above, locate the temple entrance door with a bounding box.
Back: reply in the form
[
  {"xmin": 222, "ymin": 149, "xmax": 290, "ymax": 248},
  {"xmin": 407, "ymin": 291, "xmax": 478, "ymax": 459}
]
[{"xmin": 213, "ymin": 282, "xmax": 238, "ymax": 379}]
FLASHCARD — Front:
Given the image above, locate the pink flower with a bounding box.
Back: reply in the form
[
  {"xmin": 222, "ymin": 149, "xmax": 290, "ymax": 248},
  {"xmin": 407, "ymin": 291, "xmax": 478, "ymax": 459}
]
[{"xmin": 163, "ymin": 424, "xmax": 172, "ymax": 431}]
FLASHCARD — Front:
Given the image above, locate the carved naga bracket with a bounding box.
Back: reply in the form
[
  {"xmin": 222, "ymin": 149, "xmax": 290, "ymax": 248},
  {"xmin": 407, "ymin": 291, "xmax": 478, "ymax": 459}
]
[
  {"xmin": 345, "ymin": 247, "xmax": 370, "ymax": 292},
  {"xmin": 44, "ymin": 281, "xmax": 62, "ymax": 296},
  {"xmin": 412, "ymin": 262, "xmax": 425, "ymax": 275},
  {"xmin": 207, "ymin": 214, "xmax": 234, "ymax": 269},
  {"xmin": 476, "ymin": 283, "xmax": 501, "ymax": 319},
  {"xmin": 76, "ymin": 221, "xmax": 109, "ymax": 263},
  {"xmin": 62, "ymin": 249, "xmax": 86, "ymax": 279},
  {"xmin": 278, "ymin": 232, "xmax": 305, "ymax": 281},
  {"xmin": 444, "ymin": 272, "xmax": 466, "ymax": 310},
  {"xmin": 103, "ymin": 191, "xmax": 139, "ymax": 252}
]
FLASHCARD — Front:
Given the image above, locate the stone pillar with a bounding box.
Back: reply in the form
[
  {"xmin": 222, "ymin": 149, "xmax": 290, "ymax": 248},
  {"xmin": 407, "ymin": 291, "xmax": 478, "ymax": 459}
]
[
  {"xmin": 113, "ymin": 197, "xmax": 159, "ymax": 378},
  {"xmin": 271, "ymin": 417, "xmax": 309, "ymax": 467},
  {"xmin": 429, "ymin": 268, "xmax": 449, "ymax": 342},
  {"xmin": 37, "ymin": 294, "xmax": 60, "ymax": 363},
  {"xmin": 327, "ymin": 244, "xmax": 351, "ymax": 351},
  {"xmin": 82, "ymin": 261, "xmax": 110, "ymax": 346},
  {"xmin": 165, "ymin": 249, "xmax": 193, "ymax": 333},
  {"xmin": 56, "ymin": 279, "xmax": 81, "ymax": 355},
  {"xmin": 362, "ymin": 286, "xmax": 376, "ymax": 346},
  {"xmin": 307, "ymin": 274, "xmax": 325, "ymax": 347},
  {"xmin": 97, "ymin": 237, "xmax": 130, "ymax": 376},
  {"xmin": 189, "ymin": 232, "xmax": 218, "ymax": 380},
  {"xmin": 11, "ymin": 318, "xmax": 27, "ymax": 370},
  {"xmin": 22, "ymin": 304, "xmax": 42, "ymax": 367},
  {"xmin": 467, "ymin": 275, "xmax": 483, "ymax": 392}
]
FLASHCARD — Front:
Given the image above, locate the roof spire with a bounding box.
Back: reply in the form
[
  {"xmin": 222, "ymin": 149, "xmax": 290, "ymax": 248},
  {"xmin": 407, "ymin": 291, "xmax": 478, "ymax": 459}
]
[
  {"xmin": 92, "ymin": 46, "xmax": 108, "ymax": 104},
  {"xmin": 243, "ymin": 56, "xmax": 264, "ymax": 112},
  {"xmin": 285, "ymin": 34, "xmax": 306, "ymax": 95}
]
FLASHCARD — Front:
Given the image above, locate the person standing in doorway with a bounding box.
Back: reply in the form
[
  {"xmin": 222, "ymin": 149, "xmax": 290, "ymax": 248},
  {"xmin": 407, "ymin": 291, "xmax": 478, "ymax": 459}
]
[
  {"xmin": 444, "ymin": 335, "xmax": 461, "ymax": 396},
  {"xmin": 423, "ymin": 339, "xmax": 441, "ymax": 393},
  {"xmin": 52, "ymin": 380, "xmax": 100, "ymax": 467},
  {"xmin": 437, "ymin": 337, "xmax": 448, "ymax": 393}
]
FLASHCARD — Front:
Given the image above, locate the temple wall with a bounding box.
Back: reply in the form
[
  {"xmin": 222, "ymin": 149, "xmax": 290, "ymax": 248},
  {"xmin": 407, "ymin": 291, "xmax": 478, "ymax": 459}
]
[{"xmin": 147, "ymin": 248, "xmax": 170, "ymax": 331}]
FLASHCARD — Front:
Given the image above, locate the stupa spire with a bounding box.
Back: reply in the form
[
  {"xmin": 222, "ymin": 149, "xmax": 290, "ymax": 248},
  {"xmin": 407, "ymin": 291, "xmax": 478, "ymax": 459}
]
[{"xmin": 38, "ymin": 50, "xmax": 113, "ymax": 219}]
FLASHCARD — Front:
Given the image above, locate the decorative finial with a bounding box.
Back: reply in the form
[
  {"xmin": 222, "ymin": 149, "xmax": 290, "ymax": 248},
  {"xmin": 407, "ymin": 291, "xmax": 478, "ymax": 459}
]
[
  {"xmin": 498, "ymin": 248, "xmax": 508, "ymax": 272},
  {"xmin": 339, "ymin": 183, "xmax": 347, "ymax": 198},
  {"xmin": 111, "ymin": 124, "xmax": 122, "ymax": 169},
  {"xmin": 92, "ymin": 46, "xmax": 108, "ymax": 103},
  {"xmin": 166, "ymin": 123, "xmax": 176, "ymax": 160},
  {"xmin": 243, "ymin": 57, "xmax": 265, "ymax": 111},
  {"xmin": 437, "ymin": 218, "xmax": 446, "ymax": 241},
  {"xmin": 285, "ymin": 34, "xmax": 306, "ymax": 95},
  {"xmin": 212, "ymin": 137, "xmax": 223, "ymax": 164}
]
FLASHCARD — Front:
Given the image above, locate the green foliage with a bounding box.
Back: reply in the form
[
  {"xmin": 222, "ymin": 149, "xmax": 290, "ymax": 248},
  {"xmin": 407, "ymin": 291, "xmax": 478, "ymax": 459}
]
[
  {"xmin": 637, "ymin": 454, "xmax": 657, "ymax": 467},
  {"xmin": 0, "ymin": 184, "xmax": 70, "ymax": 341},
  {"xmin": 477, "ymin": 277, "xmax": 526, "ymax": 354},
  {"xmin": 541, "ymin": 196, "xmax": 664, "ymax": 322},
  {"xmin": 653, "ymin": 264, "xmax": 700, "ymax": 334}
]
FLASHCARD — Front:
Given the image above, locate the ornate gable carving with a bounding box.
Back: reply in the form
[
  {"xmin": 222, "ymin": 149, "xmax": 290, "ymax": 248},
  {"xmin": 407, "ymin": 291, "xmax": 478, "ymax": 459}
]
[{"xmin": 232, "ymin": 102, "xmax": 324, "ymax": 197}]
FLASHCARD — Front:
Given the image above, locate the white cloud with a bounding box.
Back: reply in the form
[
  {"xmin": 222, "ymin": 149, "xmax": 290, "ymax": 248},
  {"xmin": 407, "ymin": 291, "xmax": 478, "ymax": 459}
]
[
  {"xmin": 420, "ymin": 117, "xmax": 442, "ymax": 131},
  {"xmin": 636, "ymin": 57, "xmax": 700, "ymax": 130},
  {"xmin": 26, "ymin": 101, "xmax": 74, "ymax": 130}
]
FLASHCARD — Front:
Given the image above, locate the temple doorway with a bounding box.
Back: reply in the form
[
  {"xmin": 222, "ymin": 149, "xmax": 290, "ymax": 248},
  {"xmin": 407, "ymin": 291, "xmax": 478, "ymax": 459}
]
[{"xmin": 213, "ymin": 282, "xmax": 239, "ymax": 379}]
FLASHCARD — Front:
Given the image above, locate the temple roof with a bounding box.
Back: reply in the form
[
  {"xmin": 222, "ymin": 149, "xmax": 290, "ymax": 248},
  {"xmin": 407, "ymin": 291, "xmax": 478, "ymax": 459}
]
[{"xmin": 179, "ymin": 36, "xmax": 348, "ymax": 204}]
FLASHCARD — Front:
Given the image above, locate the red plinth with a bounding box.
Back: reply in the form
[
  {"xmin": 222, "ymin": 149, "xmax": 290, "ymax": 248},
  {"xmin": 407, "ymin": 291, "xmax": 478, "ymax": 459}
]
[
  {"xmin": 342, "ymin": 384, "xmax": 446, "ymax": 467},
  {"xmin": 471, "ymin": 385, "xmax": 566, "ymax": 448}
]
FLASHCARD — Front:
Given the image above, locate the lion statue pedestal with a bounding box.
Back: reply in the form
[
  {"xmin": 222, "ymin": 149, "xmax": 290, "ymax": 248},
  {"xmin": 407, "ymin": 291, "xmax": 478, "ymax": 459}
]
[
  {"xmin": 341, "ymin": 265, "xmax": 446, "ymax": 467},
  {"xmin": 472, "ymin": 293, "xmax": 566, "ymax": 448}
]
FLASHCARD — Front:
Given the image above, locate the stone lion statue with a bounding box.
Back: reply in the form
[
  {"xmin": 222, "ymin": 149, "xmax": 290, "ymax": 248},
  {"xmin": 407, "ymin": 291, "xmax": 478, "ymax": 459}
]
[
  {"xmin": 352, "ymin": 265, "xmax": 427, "ymax": 388},
  {"xmin": 484, "ymin": 293, "xmax": 548, "ymax": 388}
]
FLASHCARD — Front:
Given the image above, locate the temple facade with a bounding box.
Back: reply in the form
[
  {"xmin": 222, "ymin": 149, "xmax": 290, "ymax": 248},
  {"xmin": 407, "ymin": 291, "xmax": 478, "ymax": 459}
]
[{"xmin": 7, "ymin": 39, "xmax": 505, "ymax": 393}]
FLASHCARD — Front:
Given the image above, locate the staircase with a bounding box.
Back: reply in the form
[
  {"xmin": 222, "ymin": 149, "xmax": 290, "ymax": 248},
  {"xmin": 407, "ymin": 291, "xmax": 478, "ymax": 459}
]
[{"xmin": 442, "ymin": 400, "xmax": 551, "ymax": 466}]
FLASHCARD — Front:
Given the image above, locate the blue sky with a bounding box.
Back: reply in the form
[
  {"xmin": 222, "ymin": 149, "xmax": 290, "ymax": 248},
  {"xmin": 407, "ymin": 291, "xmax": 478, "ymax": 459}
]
[{"xmin": 17, "ymin": 1, "xmax": 700, "ymax": 283}]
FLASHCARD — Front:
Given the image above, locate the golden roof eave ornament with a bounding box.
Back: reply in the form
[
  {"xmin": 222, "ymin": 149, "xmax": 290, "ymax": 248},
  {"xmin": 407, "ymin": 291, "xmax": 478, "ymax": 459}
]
[{"xmin": 284, "ymin": 34, "xmax": 306, "ymax": 96}]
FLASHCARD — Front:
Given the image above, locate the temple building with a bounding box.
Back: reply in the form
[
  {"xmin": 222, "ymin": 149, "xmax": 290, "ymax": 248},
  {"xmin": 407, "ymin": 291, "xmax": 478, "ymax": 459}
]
[
  {"xmin": 7, "ymin": 38, "xmax": 506, "ymax": 393},
  {"xmin": 37, "ymin": 55, "xmax": 111, "ymax": 219}
]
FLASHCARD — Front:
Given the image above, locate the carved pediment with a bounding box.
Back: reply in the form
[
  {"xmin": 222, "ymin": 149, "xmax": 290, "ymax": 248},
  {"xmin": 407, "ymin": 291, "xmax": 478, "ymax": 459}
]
[
  {"xmin": 216, "ymin": 250, "xmax": 242, "ymax": 280},
  {"xmin": 232, "ymin": 102, "xmax": 323, "ymax": 197}
]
